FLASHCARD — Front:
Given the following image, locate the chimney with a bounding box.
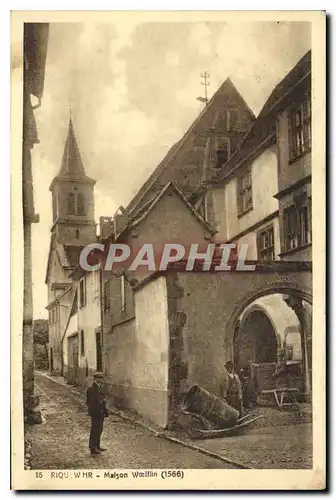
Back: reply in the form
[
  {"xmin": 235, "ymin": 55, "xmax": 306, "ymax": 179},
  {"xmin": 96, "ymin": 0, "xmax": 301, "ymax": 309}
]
[{"xmin": 99, "ymin": 216, "xmax": 114, "ymax": 239}]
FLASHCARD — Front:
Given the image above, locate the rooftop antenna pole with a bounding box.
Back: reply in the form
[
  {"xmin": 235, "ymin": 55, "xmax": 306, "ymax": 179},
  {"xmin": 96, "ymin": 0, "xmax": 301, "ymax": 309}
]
[
  {"xmin": 197, "ymin": 71, "xmax": 210, "ymax": 107},
  {"xmin": 69, "ymin": 104, "xmax": 72, "ymax": 123}
]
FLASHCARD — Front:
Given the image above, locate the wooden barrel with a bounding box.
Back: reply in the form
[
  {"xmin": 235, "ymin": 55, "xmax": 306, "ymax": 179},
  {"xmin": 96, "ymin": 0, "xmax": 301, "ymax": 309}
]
[{"xmin": 183, "ymin": 385, "xmax": 239, "ymax": 428}]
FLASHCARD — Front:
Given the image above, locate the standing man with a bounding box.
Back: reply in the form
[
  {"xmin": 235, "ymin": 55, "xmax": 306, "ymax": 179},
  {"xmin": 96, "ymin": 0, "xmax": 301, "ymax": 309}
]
[
  {"xmin": 220, "ymin": 361, "xmax": 243, "ymax": 415},
  {"xmin": 86, "ymin": 372, "xmax": 109, "ymax": 455},
  {"xmin": 242, "ymin": 360, "xmax": 259, "ymax": 409}
]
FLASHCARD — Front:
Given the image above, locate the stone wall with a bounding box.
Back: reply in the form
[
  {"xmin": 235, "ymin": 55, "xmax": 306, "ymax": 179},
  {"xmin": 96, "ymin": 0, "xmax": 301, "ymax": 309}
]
[
  {"xmin": 165, "ymin": 264, "xmax": 312, "ymax": 414},
  {"xmin": 104, "ymin": 276, "xmax": 170, "ymax": 428}
]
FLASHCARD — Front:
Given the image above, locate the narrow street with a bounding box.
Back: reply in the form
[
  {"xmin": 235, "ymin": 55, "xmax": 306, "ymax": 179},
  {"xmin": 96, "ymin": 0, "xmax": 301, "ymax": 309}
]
[{"xmin": 28, "ymin": 372, "xmax": 237, "ymax": 469}]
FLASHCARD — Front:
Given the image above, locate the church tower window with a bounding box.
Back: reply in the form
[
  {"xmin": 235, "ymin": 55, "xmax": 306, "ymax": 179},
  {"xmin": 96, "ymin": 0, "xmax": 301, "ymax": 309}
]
[
  {"xmin": 67, "ymin": 192, "xmax": 75, "ymax": 214},
  {"xmin": 77, "ymin": 193, "xmax": 86, "ymax": 216},
  {"xmin": 48, "ymin": 117, "xmax": 96, "ymax": 248}
]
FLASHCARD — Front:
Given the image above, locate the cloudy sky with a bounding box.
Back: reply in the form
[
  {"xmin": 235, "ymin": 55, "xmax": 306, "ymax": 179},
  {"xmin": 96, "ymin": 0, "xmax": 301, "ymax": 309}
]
[{"xmin": 26, "ymin": 19, "xmax": 311, "ymax": 318}]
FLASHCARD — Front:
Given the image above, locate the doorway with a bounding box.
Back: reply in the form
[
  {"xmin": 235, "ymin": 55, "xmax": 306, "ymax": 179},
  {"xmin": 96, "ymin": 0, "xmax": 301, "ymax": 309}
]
[{"xmin": 68, "ymin": 334, "xmax": 79, "ymax": 384}]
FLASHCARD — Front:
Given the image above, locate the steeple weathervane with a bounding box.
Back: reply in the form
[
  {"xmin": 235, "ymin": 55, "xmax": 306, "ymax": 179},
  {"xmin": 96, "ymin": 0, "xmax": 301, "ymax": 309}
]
[{"xmin": 197, "ymin": 71, "xmax": 210, "ymax": 107}]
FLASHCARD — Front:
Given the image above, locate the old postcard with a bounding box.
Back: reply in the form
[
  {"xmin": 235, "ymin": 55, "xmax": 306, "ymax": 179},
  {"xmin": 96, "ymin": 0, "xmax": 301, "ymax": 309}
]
[{"xmin": 11, "ymin": 10, "xmax": 326, "ymax": 490}]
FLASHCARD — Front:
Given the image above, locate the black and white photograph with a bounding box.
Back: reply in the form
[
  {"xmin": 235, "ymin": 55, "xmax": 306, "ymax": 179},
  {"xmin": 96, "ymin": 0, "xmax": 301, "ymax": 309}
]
[{"xmin": 11, "ymin": 10, "xmax": 325, "ymax": 490}]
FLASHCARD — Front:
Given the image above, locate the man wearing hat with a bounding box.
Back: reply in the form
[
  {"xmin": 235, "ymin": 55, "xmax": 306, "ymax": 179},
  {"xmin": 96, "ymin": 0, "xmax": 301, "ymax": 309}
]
[
  {"xmin": 86, "ymin": 372, "xmax": 109, "ymax": 455},
  {"xmin": 219, "ymin": 361, "xmax": 243, "ymax": 415}
]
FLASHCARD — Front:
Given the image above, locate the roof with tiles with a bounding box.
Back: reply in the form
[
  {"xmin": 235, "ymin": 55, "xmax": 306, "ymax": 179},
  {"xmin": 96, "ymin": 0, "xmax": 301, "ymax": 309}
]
[{"xmin": 126, "ymin": 77, "xmax": 256, "ymax": 217}]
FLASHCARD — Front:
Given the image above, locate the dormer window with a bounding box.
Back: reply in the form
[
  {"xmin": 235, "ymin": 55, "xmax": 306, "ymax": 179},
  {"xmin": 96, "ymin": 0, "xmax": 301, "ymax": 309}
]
[{"xmin": 214, "ymin": 138, "xmax": 231, "ymax": 168}]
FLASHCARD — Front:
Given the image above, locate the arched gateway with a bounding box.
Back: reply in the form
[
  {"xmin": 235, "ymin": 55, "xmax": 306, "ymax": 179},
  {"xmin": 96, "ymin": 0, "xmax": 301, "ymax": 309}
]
[
  {"xmin": 165, "ymin": 260, "xmax": 312, "ymax": 418},
  {"xmin": 234, "ymin": 306, "xmax": 279, "ymax": 369}
]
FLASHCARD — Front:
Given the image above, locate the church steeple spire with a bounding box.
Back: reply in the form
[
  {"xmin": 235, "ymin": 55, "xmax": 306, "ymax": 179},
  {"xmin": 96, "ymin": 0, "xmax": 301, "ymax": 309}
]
[
  {"xmin": 58, "ymin": 116, "xmax": 86, "ymax": 178},
  {"xmin": 49, "ymin": 114, "xmax": 96, "ymax": 247}
]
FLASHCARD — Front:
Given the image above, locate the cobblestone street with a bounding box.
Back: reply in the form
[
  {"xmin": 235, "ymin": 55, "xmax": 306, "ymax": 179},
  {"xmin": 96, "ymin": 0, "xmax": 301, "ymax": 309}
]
[
  {"xmin": 28, "ymin": 372, "xmax": 237, "ymax": 469},
  {"xmin": 27, "ymin": 372, "xmax": 312, "ymax": 470}
]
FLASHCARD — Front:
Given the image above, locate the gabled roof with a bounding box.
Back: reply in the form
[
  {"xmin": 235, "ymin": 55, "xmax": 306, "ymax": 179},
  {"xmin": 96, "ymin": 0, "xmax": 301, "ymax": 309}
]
[
  {"xmin": 126, "ymin": 140, "xmax": 181, "ymax": 214},
  {"xmin": 258, "ymin": 50, "xmax": 311, "ymax": 118},
  {"xmin": 45, "ymin": 234, "xmax": 56, "ymax": 284},
  {"xmin": 126, "ymin": 77, "xmax": 255, "ymax": 215},
  {"xmin": 128, "ymin": 181, "xmax": 217, "ymax": 236},
  {"xmin": 63, "ymin": 245, "xmax": 84, "ymax": 268},
  {"xmin": 209, "ymin": 50, "xmax": 311, "ymax": 185},
  {"xmin": 45, "ymin": 237, "xmax": 84, "ymax": 284}
]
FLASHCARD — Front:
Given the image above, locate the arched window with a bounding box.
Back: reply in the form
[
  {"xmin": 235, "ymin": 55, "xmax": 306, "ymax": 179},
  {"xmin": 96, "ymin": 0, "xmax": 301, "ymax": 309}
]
[
  {"xmin": 67, "ymin": 192, "xmax": 75, "ymax": 214},
  {"xmin": 77, "ymin": 193, "xmax": 86, "ymax": 216}
]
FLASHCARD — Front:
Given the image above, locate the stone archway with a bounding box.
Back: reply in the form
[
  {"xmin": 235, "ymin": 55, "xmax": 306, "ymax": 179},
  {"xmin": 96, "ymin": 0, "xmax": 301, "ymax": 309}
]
[
  {"xmin": 169, "ymin": 263, "xmax": 312, "ymax": 403},
  {"xmin": 234, "ymin": 307, "xmax": 279, "ymax": 371},
  {"xmin": 224, "ymin": 281, "xmax": 312, "ymax": 359},
  {"xmin": 225, "ymin": 282, "xmax": 312, "ymax": 399}
]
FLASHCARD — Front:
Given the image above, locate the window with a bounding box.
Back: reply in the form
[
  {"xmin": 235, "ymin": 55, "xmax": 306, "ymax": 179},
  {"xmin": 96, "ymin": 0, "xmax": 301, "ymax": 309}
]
[
  {"xmin": 79, "ymin": 277, "xmax": 86, "ymax": 309},
  {"xmin": 298, "ymin": 205, "xmax": 310, "ymax": 246},
  {"xmin": 257, "ymin": 226, "xmax": 275, "ymax": 261},
  {"xmin": 283, "ymin": 202, "xmax": 311, "ymax": 252},
  {"xmin": 104, "ymin": 280, "xmax": 111, "ymax": 313},
  {"xmin": 80, "ymin": 330, "xmax": 85, "ymax": 356},
  {"xmin": 289, "ymin": 100, "xmax": 311, "ymax": 161},
  {"xmin": 67, "ymin": 193, "xmax": 75, "ymax": 214},
  {"xmin": 215, "ymin": 138, "xmax": 231, "ymax": 168},
  {"xmin": 67, "ymin": 190, "xmax": 86, "ymax": 216},
  {"xmin": 121, "ymin": 275, "xmax": 126, "ymax": 312},
  {"xmin": 237, "ymin": 169, "xmax": 253, "ymax": 215},
  {"xmin": 77, "ymin": 193, "xmax": 86, "ymax": 216}
]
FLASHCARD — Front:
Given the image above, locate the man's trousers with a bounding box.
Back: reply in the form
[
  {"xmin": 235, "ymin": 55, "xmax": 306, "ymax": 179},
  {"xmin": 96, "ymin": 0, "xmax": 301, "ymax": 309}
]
[{"xmin": 89, "ymin": 415, "xmax": 104, "ymax": 450}]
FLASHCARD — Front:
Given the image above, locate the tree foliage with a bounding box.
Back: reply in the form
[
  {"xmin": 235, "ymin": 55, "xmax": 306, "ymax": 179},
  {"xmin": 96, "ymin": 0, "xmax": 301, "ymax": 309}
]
[{"xmin": 33, "ymin": 319, "xmax": 49, "ymax": 346}]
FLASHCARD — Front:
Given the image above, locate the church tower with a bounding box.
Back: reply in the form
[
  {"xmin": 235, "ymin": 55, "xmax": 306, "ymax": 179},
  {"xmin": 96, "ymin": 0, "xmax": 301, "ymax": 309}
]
[{"xmin": 49, "ymin": 117, "xmax": 96, "ymax": 246}]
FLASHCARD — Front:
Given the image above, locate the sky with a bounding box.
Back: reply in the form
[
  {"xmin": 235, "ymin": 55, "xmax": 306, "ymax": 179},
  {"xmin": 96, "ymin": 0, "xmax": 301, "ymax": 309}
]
[{"xmin": 21, "ymin": 20, "xmax": 311, "ymax": 318}]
